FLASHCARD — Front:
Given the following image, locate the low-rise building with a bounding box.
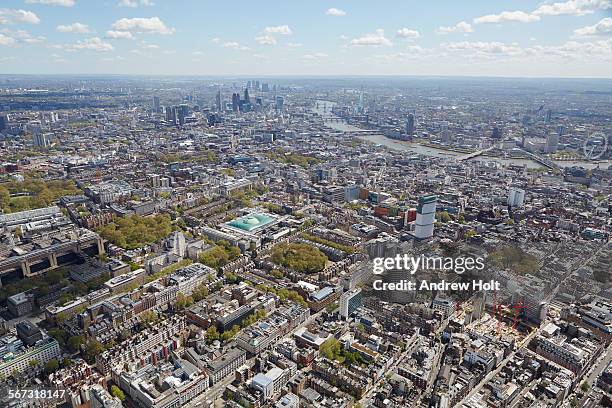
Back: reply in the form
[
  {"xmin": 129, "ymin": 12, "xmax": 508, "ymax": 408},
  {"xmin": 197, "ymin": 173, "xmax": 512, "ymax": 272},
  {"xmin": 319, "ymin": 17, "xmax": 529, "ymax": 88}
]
[{"xmin": 0, "ymin": 335, "xmax": 60, "ymax": 378}]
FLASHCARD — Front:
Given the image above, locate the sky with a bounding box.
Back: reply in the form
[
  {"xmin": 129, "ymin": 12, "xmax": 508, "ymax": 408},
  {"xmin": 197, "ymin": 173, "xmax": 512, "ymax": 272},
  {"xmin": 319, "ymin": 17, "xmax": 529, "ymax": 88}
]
[{"xmin": 0, "ymin": 0, "xmax": 611, "ymax": 77}]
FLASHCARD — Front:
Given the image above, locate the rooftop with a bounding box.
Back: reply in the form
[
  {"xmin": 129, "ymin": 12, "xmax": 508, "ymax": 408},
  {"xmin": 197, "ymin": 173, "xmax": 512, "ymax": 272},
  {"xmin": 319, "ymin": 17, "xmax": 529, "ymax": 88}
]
[{"xmin": 227, "ymin": 213, "xmax": 276, "ymax": 232}]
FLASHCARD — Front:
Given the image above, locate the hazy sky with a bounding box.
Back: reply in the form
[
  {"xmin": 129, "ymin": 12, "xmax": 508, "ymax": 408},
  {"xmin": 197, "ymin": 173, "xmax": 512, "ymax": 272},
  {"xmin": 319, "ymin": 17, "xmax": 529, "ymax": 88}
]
[{"xmin": 0, "ymin": 0, "xmax": 611, "ymax": 77}]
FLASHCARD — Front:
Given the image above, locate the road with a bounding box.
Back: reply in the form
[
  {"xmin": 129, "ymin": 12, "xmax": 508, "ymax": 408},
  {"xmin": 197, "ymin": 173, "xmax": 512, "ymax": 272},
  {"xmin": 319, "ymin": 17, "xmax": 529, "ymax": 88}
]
[
  {"xmin": 544, "ymin": 241, "xmax": 606, "ymax": 304},
  {"xmin": 584, "ymin": 343, "xmax": 611, "ymax": 387},
  {"xmin": 186, "ymin": 306, "xmax": 326, "ymax": 407},
  {"xmin": 457, "ymin": 325, "xmax": 540, "ymax": 407},
  {"xmin": 185, "ymin": 372, "xmax": 238, "ymax": 408},
  {"xmin": 576, "ymin": 342, "xmax": 612, "ymax": 407},
  {"xmin": 509, "ymin": 378, "xmax": 538, "ymax": 408},
  {"xmin": 459, "ymin": 243, "xmax": 607, "ymax": 407},
  {"xmin": 357, "ymin": 332, "xmax": 436, "ymax": 407},
  {"xmin": 358, "ymin": 347, "xmax": 411, "ymax": 406},
  {"xmin": 425, "ymin": 344, "xmax": 445, "ymax": 395}
]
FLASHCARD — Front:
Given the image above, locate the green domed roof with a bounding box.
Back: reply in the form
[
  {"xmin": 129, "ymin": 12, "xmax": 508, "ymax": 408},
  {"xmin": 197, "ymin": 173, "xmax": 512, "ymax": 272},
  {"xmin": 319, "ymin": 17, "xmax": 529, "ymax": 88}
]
[
  {"xmin": 244, "ymin": 216, "xmax": 260, "ymax": 225},
  {"xmin": 227, "ymin": 213, "xmax": 275, "ymax": 231}
]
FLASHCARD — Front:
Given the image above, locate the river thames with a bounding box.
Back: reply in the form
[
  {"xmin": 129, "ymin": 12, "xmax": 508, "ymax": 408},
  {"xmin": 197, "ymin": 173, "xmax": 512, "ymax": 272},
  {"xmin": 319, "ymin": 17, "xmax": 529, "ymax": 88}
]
[{"xmin": 314, "ymin": 100, "xmax": 609, "ymax": 170}]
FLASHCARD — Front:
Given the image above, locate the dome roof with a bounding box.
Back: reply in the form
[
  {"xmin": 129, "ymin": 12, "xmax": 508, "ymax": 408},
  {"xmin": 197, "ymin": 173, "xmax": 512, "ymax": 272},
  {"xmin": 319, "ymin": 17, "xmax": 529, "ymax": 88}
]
[{"xmin": 244, "ymin": 216, "xmax": 260, "ymax": 225}]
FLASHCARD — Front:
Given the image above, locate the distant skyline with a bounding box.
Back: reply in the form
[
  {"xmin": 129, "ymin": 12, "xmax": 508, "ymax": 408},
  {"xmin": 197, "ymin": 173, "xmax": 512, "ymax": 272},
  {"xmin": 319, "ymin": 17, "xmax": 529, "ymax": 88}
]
[{"xmin": 0, "ymin": 0, "xmax": 611, "ymax": 78}]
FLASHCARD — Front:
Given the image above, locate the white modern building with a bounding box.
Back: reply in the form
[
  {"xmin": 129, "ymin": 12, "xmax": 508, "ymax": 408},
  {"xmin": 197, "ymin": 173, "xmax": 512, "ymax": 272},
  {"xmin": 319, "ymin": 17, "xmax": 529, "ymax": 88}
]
[
  {"xmin": 507, "ymin": 187, "xmax": 525, "ymax": 208},
  {"xmin": 414, "ymin": 195, "xmax": 437, "ymax": 239},
  {"xmin": 339, "ymin": 288, "xmax": 363, "ymax": 319},
  {"xmin": 0, "ymin": 337, "xmax": 61, "ymax": 378},
  {"xmin": 250, "ymin": 366, "xmax": 290, "ymax": 401}
]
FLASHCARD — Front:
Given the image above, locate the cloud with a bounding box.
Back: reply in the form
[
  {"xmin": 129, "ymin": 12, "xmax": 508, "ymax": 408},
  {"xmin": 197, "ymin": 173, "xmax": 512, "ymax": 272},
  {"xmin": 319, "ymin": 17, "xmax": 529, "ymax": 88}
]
[
  {"xmin": 70, "ymin": 37, "xmax": 114, "ymax": 52},
  {"xmin": 437, "ymin": 21, "xmax": 473, "ymax": 34},
  {"xmin": 263, "ymin": 25, "xmax": 292, "ymax": 35},
  {"xmin": 101, "ymin": 55, "xmax": 125, "ymax": 61},
  {"xmin": 350, "ymin": 29, "xmax": 392, "ymax": 47},
  {"xmin": 256, "ymin": 25, "xmax": 291, "ymax": 46},
  {"xmin": 524, "ymin": 38, "xmax": 612, "ymax": 60},
  {"xmin": 255, "ymin": 34, "xmax": 276, "ymax": 45},
  {"xmin": 25, "ymin": 0, "xmax": 74, "ymax": 6},
  {"xmin": 105, "ymin": 30, "xmax": 134, "ymax": 40},
  {"xmin": 287, "ymin": 42, "xmax": 302, "ymax": 48},
  {"xmin": 0, "ymin": 33, "xmax": 16, "ymax": 46},
  {"xmin": 211, "ymin": 37, "xmax": 220, "ymax": 44},
  {"xmin": 532, "ymin": 0, "xmax": 611, "ymax": 16},
  {"xmin": 1, "ymin": 28, "xmax": 45, "ymax": 43},
  {"xmin": 111, "ymin": 17, "xmax": 175, "ymax": 35},
  {"xmin": 301, "ymin": 52, "xmax": 328, "ymax": 60},
  {"xmin": 473, "ymin": 11, "xmax": 540, "ymax": 24},
  {"xmin": 574, "ymin": 17, "xmax": 612, "ymax": 36},
  {"xmin": 118, "ymin": 0, "xmax": 154, "ymax": 7},
  {"xmin": 396, "ymin": 28, "xmax": 420, "ymax": 39},
  {"xmin": 0, "ymin": 9, "xmax": 40, "ymax": 24},
  {"xmin": 221, "ymin": 41, "xmax": 249, "ymax": 50},
  {"xmin": 50, "ymin": 53, "xmax": 68, "ymax": 63},
  {"xmin": 57, "ymin": 22, "xmax": 90, "ymax": 33},
  {"xmin": 444, "ymin": 41, "xmax": 522, "ymax": 56},
  {"xmin": 373, "ymin": 47, "xmax": 436, "ymax": 63},
  {"xmin": 326, "ymin": 8, "xmax": 346, "ymax": 16},
  {"xmin": 192, "ymin": 50, "xmax": 203, "ymax": 56}
]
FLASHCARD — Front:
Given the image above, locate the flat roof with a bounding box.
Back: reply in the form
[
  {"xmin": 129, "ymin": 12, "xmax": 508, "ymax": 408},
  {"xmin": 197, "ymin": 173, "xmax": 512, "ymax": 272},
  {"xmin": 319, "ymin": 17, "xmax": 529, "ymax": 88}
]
[
  {"xmin": 312, "ymin": 286, "xmax": 334, "ymax": 301},
  {"xmin": 252, "ymin": 373, "xmax": 273, "ymax": 387},
  {"xmin": 418, "ymin": 195, "xmax": 438, "ymax": 204}
]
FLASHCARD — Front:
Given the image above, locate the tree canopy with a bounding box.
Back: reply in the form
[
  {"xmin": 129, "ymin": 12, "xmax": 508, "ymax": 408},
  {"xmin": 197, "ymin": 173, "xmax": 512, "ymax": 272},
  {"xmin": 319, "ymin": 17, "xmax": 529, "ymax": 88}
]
[
  {"xmin": 198, "ymin": 241, "xmax": 240, "ymax": 270},
  {"xmin": 489, "ymin": 246, "xmax": 540, "ymax": 275},
  {"xmin": 98, "ymin": 214, "xmax": 173, "ymax": 249},
  {"xmin": 271, "ymin": 242, "xmax": 327, "ymax": 274},
  {"xmin": 0, "ymin": 177, "xmax": 81, "ymax": 213},
  {"xmin": 110, "ymin": 385, "xmax": 125, "ymax": 401},
  {"xmin": 45, "ymin": 359, "xmax": 59, "ymax": 374},
  {"xmin": 319, "ymin": 337, "xmax": 370, "ymax": 367}
]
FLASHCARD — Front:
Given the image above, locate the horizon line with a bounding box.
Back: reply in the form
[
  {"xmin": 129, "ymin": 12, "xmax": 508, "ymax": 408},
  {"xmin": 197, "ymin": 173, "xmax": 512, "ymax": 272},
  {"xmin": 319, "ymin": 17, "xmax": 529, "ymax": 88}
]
[{"xmin": 1, "ymin": 73, "xmax": 612, "ymax": 81}]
